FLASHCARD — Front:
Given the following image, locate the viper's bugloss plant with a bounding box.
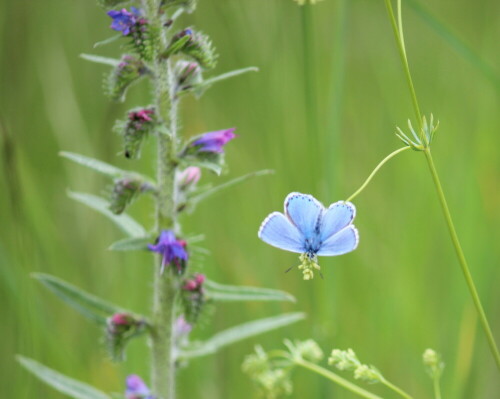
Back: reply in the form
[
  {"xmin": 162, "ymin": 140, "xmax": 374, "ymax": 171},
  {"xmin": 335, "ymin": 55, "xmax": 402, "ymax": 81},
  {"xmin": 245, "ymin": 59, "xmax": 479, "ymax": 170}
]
[{"xmin": 17, "ymin": 1, "xmax": 304, "ymax": 399}]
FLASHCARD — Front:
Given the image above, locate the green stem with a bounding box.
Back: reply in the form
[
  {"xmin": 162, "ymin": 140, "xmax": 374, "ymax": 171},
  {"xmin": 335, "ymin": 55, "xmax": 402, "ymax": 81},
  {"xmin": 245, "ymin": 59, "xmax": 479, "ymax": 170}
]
[
  {"xmin": 345, "ymin": 146, "xmax": 410, "ymax": 202},
  {"xmin": 146, "ymin": 1, "xmax": 179, "ymax": 398},
  {"xmin": 384, "ymin": 0, "xmax": 500, "ymax": 371},
  {"xmin": 384, "ymin": 0, "xmax": 422, "ymax": 129},
  {"xmin": 294, "ymin": 359, "xmax": 384, "ymax": 399},
  {"xmin": 433, "ymin": 373, "xmax": 442, "ymax": 399},
  {"xmin": 424, "ymin": 150, "xmax": 500, "ymax": 370},
  {"xmin": 381, "ymin": 377, "xmax": 413, "ymax": 399}
]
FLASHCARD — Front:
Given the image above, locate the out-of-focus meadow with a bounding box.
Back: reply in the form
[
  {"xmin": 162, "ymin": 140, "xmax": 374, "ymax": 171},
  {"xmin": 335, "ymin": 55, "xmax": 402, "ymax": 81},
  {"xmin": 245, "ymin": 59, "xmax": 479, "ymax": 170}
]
[{"xmin": 1, "ymin": 0, "xmax": 499, "ymax": 397}]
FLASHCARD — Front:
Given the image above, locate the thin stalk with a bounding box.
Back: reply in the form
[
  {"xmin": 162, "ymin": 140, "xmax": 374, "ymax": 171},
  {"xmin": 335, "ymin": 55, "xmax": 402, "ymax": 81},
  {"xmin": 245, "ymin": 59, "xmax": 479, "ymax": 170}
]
[
  {"xmin": 384, "ymin": 0, "xmax": 500, "ymax": 371},
  {"xmin": 146, "ymin": 1, "xmax": 180, "ymax": 398},
  {"xmin": 433, "ymin": 373, "xmax": 442, "ymax": 399},
  {"xmin": 294, "ymin": 359, "xmax": 384, "ymax": 399},
  {"xmin": 380, "ymin": 377, "xmax": 413, "ymax": 399},
  {"xmin": 384, "ymin": 0, "xmax": 422, "ymax": 129},
  {"xmin": 345, "ymin": 146, "xmax": 410, "ymax": 202},
  {"xmin": 424, "ymin": 149, "xmax": 500, "ymax": 370}
]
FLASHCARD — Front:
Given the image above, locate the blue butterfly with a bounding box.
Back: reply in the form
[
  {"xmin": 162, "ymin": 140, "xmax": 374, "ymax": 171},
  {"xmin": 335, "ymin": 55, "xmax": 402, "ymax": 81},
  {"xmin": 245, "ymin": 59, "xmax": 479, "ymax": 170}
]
[{"xmin": 258, "ymin": 192, "xmax": 359, "ymax": 258}]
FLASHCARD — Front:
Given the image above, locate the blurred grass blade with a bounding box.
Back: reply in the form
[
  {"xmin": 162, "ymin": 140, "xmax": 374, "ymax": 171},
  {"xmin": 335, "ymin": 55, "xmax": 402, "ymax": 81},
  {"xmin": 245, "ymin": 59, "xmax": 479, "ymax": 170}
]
[
  {"xmin": 93, "ymin": 34, "xmax": 121, "ymax": 48},
  {"xmin": 196, "ymin": 67, "xmax": 259, "ymax": 90},
  {"xmin": 33, "ymin": 273, "xmax": 126, "ymax": 325},
  {"xmin": 17, "ymin": 356, "xmax": 112, "ymax": 399},
  {"xmin": 109, "ymin": 236, "xmax": 151, "ymax": 251},
  {"xmin": 80, "ymin": 53, "xmax": 121, "ymax": 67},
  {"xmin": 407, "ymin": 0, "xmax": 499, "ymax": 88},
  {"xmin": 204, "ymin": 279, "xmax": 296, "ymax": 303},
  {"xmin": 68, "ymin": 191, "xmax": 146, "ymax": 237},
  {"xmin": 179, "ymin": 312, "xmax": 305, "ymax": 359},
  {"xmin": 190, "ymin": 169, "xmax": 274, "ymax": 205}
]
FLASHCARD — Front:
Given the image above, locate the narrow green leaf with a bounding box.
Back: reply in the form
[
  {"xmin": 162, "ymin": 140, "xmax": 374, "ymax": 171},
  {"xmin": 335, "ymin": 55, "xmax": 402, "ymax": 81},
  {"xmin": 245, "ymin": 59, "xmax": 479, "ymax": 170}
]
[
  {"xmin": 178, "ymin": 312, "xmax": 305, "ymax": 359},
  {"xmin": 60, "ymin": 152, "xmax": 153, "ymax": 182},
  {"xmin": 196, "ymin": 67, "xmax": 259, "ymax": 90},
  {"xmin": 60, "ymin": 152, "xmax": 126, "ymax": 178},
  {"xmin": 80, "ymin": 53, "xmax": 121, "ymax": 67},
  {"xmin": 33, "ymin": 273, "xmax": 126, "ymax": 325},
  {"xmin": 17, "ymin": 356, "xmax": 112, "ymax": 399},
  {"xmin": 190, "ymin": 169, "xmax": 274, "ymax": 205},
  {"xmin": 108, "ymin": 236, "xmax": 151, "ymax": 251},
  {"xmin": 68, "ymin": 191, "xmax": 146, "ymax": 237},
  {"xmin": 188, "ymin": 160, "xmax": 223, "ymax": 176},
  {"xmin": 93, "ymin": 34, "xmax": 122, "ymax": 48},
  {"xmin": 204, "ymin": 279, "xmax": 295, "ymax": 303}
]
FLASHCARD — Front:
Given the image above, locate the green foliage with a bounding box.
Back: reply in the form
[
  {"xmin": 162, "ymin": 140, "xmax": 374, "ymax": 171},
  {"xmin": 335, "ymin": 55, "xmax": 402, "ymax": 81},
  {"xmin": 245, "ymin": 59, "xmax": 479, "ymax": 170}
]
[
  {"xmin": 33, "ymin": 273, "xmax": 129, "ymax": 325},
  {"xmin": 17, "ymin": 356, "xmax": 111, "ymax": 399},
  {"xmin": 204, "ymin": 279, "xmax": 295, "ymax": 303},
  {"xmin": 179, "ymin": 312, "xmax": 305, "ymax": 359}
]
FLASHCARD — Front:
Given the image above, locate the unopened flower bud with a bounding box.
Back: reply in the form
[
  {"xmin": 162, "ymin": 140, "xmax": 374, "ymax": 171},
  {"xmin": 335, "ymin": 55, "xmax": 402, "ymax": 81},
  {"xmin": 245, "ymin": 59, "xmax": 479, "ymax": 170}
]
[
  {"xmin": 106, "ymin": 313, "xmax": 146, "ymax": 361},
  {"xmin": 354, "ymin": 364, "xmax": 382, "ymax": 384},
  {"xmin": 177, "ymin": 166, "xmax": 201, "ymax": 191},
  {"xmin": 181, "ymin": 273, "xmax": 206, "ymax": 323},
  {"xmin": 423, "ymin": 348, "xmax": 444, "ymax": 377},
  {"xmin": 109, "ymin": 177, "xmax": 146, "ymax": 214},
  {"xmin": 116, "ymin": 107, "xmax": 156, "ymax": 159},
  {"xmin": 295, "ymin": 339, "xmax": 324, "ymax": 363},
  {"xmin": 175, "ymin": 60, "xmax": 203, "ymax": 93},
  {"xmin": 106, "ymin": 55, "xmax": 147, "ymax": 102},
  {"xmin": 164, "ymin": 28, "xmax": 217, "ymax": 70}
]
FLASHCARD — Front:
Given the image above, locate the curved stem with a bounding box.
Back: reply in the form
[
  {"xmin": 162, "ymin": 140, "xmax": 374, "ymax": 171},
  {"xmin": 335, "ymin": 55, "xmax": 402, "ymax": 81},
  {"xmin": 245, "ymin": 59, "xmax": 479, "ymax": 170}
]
[
  {"xmin": 294, "ymin": 359, "xmax": 384, "ymax": 399},
  {"xmin": 381, "ymin": 377, "xmax": 413, "ymax": 399},
  {"xmin": 424, "ymin": 150, "xmax": 500, "ymax": 370},
  {"xmin": 345, "ymin": 146, "xmax": 410, "ymax": 202},
  {"xmin": 383, "ymin": 0, "xmax": 500, "ymax": 371}
]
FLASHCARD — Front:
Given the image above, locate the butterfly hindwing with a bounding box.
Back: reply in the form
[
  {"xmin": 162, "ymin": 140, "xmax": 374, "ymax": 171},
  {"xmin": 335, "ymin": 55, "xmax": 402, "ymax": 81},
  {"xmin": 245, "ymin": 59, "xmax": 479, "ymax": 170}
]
[
  {"xmin": 317, "ymin": 225, "xmax": 359, "ymax": 256},
  {"xmin": 258, "ymin": 212, "xmax": 305, "ymax": 253},
  {"xmin": 284, "ymin": 192, "xmax": 324, "ymax": 239},
  {"xmin": 320, "ymin": 201, "xmax": 356, "ymax": 242}
]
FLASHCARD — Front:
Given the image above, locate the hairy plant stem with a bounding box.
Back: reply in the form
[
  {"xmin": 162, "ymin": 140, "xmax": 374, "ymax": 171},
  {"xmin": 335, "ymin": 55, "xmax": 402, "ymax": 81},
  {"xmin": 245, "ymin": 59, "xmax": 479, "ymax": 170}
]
[
  {"xmin": 294, "ymin": 359, "xmax": 383, "ymax": 399},
  {"xmin": 145, "ymin": 1, "xmax": 180, "ymax": 398},
  {"xmin": 383, "ymin": 0, "xmax": 500, "ymax": 370},
  {"xmin": 345, "ymin": 146, "xmax": 410, "ymax": 202}
]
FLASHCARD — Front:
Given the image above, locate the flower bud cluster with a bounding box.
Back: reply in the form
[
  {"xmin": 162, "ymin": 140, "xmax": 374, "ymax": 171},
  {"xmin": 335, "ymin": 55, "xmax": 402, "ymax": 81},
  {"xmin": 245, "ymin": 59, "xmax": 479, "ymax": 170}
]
[
  {"xmin": 165, "ymin": 28, "xmax": 217, "ymax": 70},
  {"xmin": 107, "ymin": 55, "xmax": 147, "ymax": 102},
  {"xmin": 106, "ymin": 313, "xmax": 146, "ymax": 362},
  {"xmin": 298, "ymin": 253, "xmax": 321, "ymax": 280},
  {"xmin": 181, "ymin": 273, "xmax": 206, "ymax": 323},
  {"xmin": 175, "ymin": 60, "xmax": 203, "ymax": 95},
  {"xmin": 109, "ymin": 177, "xmax": 152, "ymax": 214},
  {"xmin": 328, "ymin": 348, "xmax": 383, "ymax": 384},
  {"xmin": 396, "ymin": 114, "xmax": 439, "ymax": 151},
  {"xmin": 422, "ymin": 348, "xmax": 444, "ymax": 378},
  {"xmin": 115, "ymin": 107, "xmax": 156, "ymax": 160},
  {"xmin": 242, "ymin": 346, "xmax": 293, "ymax": 399}
]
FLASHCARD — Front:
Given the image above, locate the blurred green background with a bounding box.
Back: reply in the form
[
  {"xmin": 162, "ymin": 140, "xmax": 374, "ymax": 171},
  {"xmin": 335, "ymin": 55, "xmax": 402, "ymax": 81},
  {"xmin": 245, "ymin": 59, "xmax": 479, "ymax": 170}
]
[{"xmin": 1, "ymin": 0, "xmax": 499, "ymax": 397}]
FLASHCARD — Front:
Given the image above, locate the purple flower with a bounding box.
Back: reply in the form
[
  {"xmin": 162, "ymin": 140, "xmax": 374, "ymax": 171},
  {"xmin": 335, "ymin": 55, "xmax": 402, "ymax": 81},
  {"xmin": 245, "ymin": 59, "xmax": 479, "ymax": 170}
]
[
  {"xmin": 192, "ymin": 128, "xmax": 237, "ymax": 153},
  {"xmin": 148, "ymin": 230, "xmax": 188, "ymax": 274},
  {"xmin": 126, "ymin": 375, "xmax": 153, "ymax": 399},
  {"xmin": 107, "ymin": 7, "xmax": 142, "ymax": 36},
  {"xmin": 174, "ymin": 315, "xmax": 193, "ymax": 337}
]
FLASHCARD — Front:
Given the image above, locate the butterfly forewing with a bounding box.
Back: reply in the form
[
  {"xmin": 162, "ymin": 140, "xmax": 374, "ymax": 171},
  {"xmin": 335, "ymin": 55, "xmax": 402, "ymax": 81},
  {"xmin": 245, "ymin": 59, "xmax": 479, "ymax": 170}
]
[
  {"xmin": 258, "ymin": 212, "xmax": 305, "ymax": 253},
  {"xmin": 320, "ymin": 201, "xmax": 356, "ymax": 242},
  {"xmin": 284, "ymin": 192, "xmax": 324, "ymax": 239}
]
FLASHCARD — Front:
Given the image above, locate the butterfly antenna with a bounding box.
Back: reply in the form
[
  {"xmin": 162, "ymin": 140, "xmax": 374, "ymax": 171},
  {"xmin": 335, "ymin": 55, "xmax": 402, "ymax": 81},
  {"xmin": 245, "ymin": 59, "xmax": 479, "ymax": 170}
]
[
  {"xmin": 284, "ymin": 265, "xmax": 296, "ymax": 274},
  {"xmin": 319, "ymin": 271, "xmax": 324, "ymax": 280}
]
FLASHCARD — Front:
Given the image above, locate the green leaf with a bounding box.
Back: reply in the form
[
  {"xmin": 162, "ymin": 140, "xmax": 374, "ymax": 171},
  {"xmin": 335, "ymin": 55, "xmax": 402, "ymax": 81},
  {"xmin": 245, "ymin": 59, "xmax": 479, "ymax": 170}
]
[
  {"xmin": 190, "ymin": 169, "xmax": 274, "ymax": 205},
  {"xmin": 17, "ymin": 356, "xmax": 112, "ymax": 399},
  {"xmin": 68, "ymin": 191, "xmax": 146, "ymax": 237},
  {"xmin": 108, "ymin": 236, "xmax": 152, "ymax": 251},
  {"xmin": 178, "ymin": 312, "xmax": 305, "ymax": 359},
  {"xmin": 187, "ymin": 159, "xmax": 223, "ymax": 176},
  {"xmin": 195, "ymin": 66, "xmax": 258, "ymax": 91},
  {"xmin": 60, "ymin": 152, "xmax": 153, "ymax": 182},
  {"xmin": 33, "ymin": 273, "xmax": 126, "ymax": 325},
  {"xmin": 93, "ymin": 34, "xmax": 122, "ymax": 48},
  {"xmin": 204, "ymin": 279, "xmax": 295, "ymax": 303},
  {"xmin": 80, "ymin": 53, "xmax": 121, "ymax": 67}
]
